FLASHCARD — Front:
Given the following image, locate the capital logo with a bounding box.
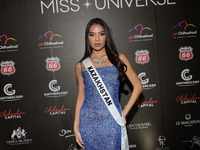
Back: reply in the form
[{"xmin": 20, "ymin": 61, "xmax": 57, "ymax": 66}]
[
  {"xmin": 45, "ymin": 57, "xmax": 61, "ymax": 71},
  {"xmin": 4, "ymin": 83, "xmax": 16, "ymax": 96},
  {"xmin": 0, "ymin": 34, "xmax": 17, "ymax": 45},
  {"xmin": 135, "ymin": 50, "xmax": 150, "ymax": 64},
  {"xmin": 179, "ymin": 46, "xmax": 193, "ymax": 61},
  {"xmin": 176, "ymin": 94, "xmax": 200, "ymax": 105},
  {"xmin": 0, "ymin": 60, "xmax": 16, "ymax": 75},
  {"xmin": 0, "ymin": 109, "xmax": 26, "ymax": 119},
  {"xmin": 49, "ymin": 80, "xmax": 60, "ymax": 92},
  {"xmin": 44, "ymin": 105, "xmax": 70, "ymax": 115},
  {"xmin": 172, "ymin": 20, "xmax": 197, "ymax": 38},
  {"xmin": 135, "ymin": 97, "xmax": 158, "ymax": 108}
]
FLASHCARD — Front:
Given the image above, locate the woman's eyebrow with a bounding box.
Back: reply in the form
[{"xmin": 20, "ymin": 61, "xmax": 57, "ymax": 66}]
[{"xmin": 88, "ymin": 31, "xmax": 105, "ymax": 33}]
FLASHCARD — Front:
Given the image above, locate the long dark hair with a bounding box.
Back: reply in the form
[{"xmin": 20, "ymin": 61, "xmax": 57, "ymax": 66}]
[{"xmin": 80, "ymin": 18, "xmax": 127, "ymax": 80}]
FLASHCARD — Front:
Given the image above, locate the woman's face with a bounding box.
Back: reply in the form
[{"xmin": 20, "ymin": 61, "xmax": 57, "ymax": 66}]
[{"xmin": 88, "ymin": 24, "xmax": 106, "ymax": 52}]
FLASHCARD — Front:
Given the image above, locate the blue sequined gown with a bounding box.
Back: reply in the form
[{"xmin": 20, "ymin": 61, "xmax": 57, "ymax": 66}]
[{"xmin": 80, "ymin": 65, "xmax": 122, "ymax": 150}]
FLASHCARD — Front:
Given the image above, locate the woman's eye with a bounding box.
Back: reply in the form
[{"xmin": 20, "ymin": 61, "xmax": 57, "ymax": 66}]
[
  {"xmin": 89, "ymin": 34, "xmax": 94, "ymax": 37},
  {"xmin": 100, "ymin": 32, "xmax": 105, "ymax": 36}
]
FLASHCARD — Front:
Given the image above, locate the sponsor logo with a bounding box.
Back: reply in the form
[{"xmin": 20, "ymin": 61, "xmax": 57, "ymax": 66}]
[
  {"xmin": 155, "ymin": 135, "xmax": 170, "ymax": 150},
  {"xmin": 0, "ymin": 60, "xmax": 16, "ymax": 75},
  {"xmin": 0, "ymin": 109, "xmax": 26, "ymax": 119},
  {"xmin": 128, "ymin": 24, "xmax": 153, "ymax": 42},
  {"xmin": 135, "ymin": 50, "xmax": 150, "ymax": 64},
  {"xmin": 176, "ymin": 94, "xmax": 200, "ymax": 104},
  {"xmin": 38, "ymin": 31, "xmax": 64, "ymax": 49},
  {"xmin": 178, "ymin": 46, "xmax": 193, "ymax": 61},
  {"xmin": 127, "ymin": 122, "xmax": 151, "ymax": 130},
  {"xmin": 45, "ymin": 57, "xmax": 61, "ymax": 71},
  {"xmin": 40, "ymin": 0, "xmax": 176, "ymax": 14},
  {"xmin": 183, "ymin": 136, "xmax": 200, "ymax": 148},
  {"xmin": 176, "ymin": 69, "xmax": 199, "ymax": 87},
  {"xmin": 173, "ymin": 20, "xmax": 197, "ymax": 39},
  {"xmin": 59, "ymin": 129, "xmax": 77, "ymax": 150},
  {"xmin": 67, "ymin": 144, "xmax": 79, "ymax": 150},
  {"xmin": 0, "ymin": 34, "xmax": 18, "ymax": 52},
  {"xmin": 129, "ymin": 144, "xmax": 137, "ymax": 149},
  {"xmin": 176, "ymin": 114, "xmax": 200, "ymax": 127},
  {"xmin": 138, "ymin": 72, "xmax": 156, "ymax": 90},
  {"xmin": 135, "ymin": 97, "xmax": 158, "ymax": 108},
  {"xmin": 59, "ymin": 129, "xmax": 74, "ymax": 138},
  {"xmin": 44, "ymin": 105, "xmax": 70, "ymax": 115},
  {"xmin": 6, "ymin": 127, "xmax": 33, "ymax": 145},
  {"xmin": 0, "ymin": 83, "xmax": 23, "ymax": 102},
  {"xmin": 44, "ymin": 79, "xmax": 68, "ymax": 97}
]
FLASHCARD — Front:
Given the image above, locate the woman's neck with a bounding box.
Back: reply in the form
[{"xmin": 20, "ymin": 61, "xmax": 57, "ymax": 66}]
[{"xmin": 91, "ymin": 49, "xmax": 106, "ymax": 58}]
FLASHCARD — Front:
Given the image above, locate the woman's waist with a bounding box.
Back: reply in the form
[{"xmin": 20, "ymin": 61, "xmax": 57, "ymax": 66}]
[
  {"xmin": 81, "ymin": 99, "xmax": 122, "ymax": 111},
  {"xmin": 80, "ymin": 105, "xmax": 122, "ymax": 116}
]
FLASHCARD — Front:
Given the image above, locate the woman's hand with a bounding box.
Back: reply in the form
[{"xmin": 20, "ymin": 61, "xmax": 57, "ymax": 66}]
[{"xmin": 74, "ymin": 129, "xmax": 84, "ymax": 149}]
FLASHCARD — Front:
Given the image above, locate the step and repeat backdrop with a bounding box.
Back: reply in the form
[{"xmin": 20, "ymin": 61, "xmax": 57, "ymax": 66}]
[{"xmin": 0, "ymin": 0, "xmax": 199, "ymax": 150}]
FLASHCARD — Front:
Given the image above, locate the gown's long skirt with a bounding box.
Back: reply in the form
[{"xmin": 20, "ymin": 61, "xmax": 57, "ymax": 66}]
[{"xmin": 80, "ymin": 66, "xmax": 122, "ymax": 150}]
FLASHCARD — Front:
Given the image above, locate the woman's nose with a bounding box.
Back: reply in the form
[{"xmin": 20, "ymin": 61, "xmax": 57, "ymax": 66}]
[{"xmin": 95, "ymin": 35, "xmax": 100, "ymax": 41}]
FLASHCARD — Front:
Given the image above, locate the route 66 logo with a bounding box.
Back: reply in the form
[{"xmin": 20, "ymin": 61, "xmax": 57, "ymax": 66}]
[
  {"xmin": 45, "ymin": 57, "xmax": 61, "ymax": 71},
  {"xmin": 1, "ymin": 60, "xmax": 16, "ymax": 75},
  {"xmin": 179, "ymin": 46, "xmax": 193, "ymax": 61},
  {"xmin": 135, "ymin": 50, "xmax": 150, "ymax": 64}
]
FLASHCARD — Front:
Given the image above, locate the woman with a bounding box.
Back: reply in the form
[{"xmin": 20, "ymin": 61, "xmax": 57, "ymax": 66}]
[{"xmin": 74, "ymin": 18, "xmax": 143, "ymax": 150}]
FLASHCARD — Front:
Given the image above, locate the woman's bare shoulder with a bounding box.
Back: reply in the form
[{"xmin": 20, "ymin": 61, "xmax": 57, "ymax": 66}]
[
  {"xmin": 118, "ymin": 52, "xmax": 128, "ymax": 61},
  {"xmin": 75, "ymin": 62, "xmax": 82, "ymax": 73},
  {"xmin": 75, "ymin": 62, "xmax": 81, "ymax": 68}
]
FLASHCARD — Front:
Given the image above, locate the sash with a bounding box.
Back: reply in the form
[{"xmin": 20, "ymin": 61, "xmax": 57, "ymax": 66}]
[{"xmin": 83, "ymin": 58, "xmax": 129, "ymax": 150}]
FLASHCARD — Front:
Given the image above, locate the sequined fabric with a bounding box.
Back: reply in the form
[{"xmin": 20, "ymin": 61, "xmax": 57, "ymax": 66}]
[{"xmin": 80, "ymin": 66, "xmax": 122, "ymax": 150}]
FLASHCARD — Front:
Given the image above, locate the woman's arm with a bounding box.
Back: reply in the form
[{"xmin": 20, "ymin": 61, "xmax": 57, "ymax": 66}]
[
  {"xmin": 119, "ymin": 53, "xmax": 143, "ymax": 119},
  {"xmin": 74, "ymin": 62, "xmax": 85, "ymax": 149}
]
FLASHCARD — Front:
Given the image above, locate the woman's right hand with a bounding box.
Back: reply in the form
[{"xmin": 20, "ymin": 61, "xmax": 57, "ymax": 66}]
[{"xmin": 74, "ymin": 129, "xmax": 84, "ymax": 149}]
